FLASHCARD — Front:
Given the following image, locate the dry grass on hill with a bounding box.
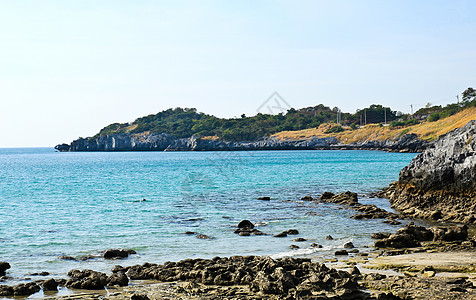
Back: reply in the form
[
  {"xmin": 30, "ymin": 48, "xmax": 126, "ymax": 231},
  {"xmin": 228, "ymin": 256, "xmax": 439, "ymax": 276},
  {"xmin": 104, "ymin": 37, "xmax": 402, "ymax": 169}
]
[{"xmin": 271, "ymin": 107, "xmax": 476, "ymax": 143}]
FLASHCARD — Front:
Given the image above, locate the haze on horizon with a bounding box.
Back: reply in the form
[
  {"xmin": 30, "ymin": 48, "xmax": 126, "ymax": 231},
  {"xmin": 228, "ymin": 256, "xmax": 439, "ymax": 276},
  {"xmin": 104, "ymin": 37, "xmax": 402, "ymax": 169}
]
[{"xmin": 1, "ymin": 1, "xmax": 475, "ymax": 147}]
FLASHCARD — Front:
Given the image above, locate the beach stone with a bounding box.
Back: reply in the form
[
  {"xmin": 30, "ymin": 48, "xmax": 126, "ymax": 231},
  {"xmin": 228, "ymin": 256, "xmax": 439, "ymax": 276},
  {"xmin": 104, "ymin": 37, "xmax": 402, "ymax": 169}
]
[
  {"xmin": 286, "ymin": 229, "xmax": 299, "ymax": 235},
  {"xmin": 12, "ymin": 282, "xmax": 40, "ymax": 296},
  {"xmin": 42, "ymin": 278, "xmax": 58, "ymax": 291},
  {"xmin": 107, "ymin": 272, "xmax": 129, "ymax": 287},
  {"xmin": 371, "ymin": 232, "xmax": 391, "ymax": 239},
  {"xmin": 326, "ymin": 235, "xmax": 334, "ymax": 240},
  {"xmin": 237, "ymin": 220, "xmax": 254, "ymax": 229},
  {"xmin": 335, "ymin": 250, "xmax": 348, "ymax": 256},
  {"xmin": 310, "ymin": 243, "xmax": 322, "ymax": 248},
  {"xmin": 274, "ymin": 232, "xmax": 287, "ymax": 238},
  {"xmin": 184, "ymin": 231, "xmax": 197, "ymax": 235},
  {"xmin": 344, "ymin": 242, "xmax": 355, "ymax": 249},
  {"xmin": 293, "ymin": 237, "xmax": 307, "ymax": 242},
  {"xmin": 257, "ymin": 196, "xmax": 271, "ymax": 200},
  {"xmin": 289, "ymin": 245, "xmax": 300, "ymax": 249},
  {"xmin": 0, "ymin": 285, "xmax": 13, "ymax": 296},
  {"xmin": 301, "ymin": 196, "xmax": 313, "ymax": 201},
  {"xmin": 66, "ymin": 269, "xmax": 108, "ymax": 289},
  {"xmin": 0, "ymin": 262, "xmax": 10, "ymax": 276},
  {"xmin": 431, "ymin": 225, "xmax": 468, "ymax": 242},
  {"xmin": 104, "ymin": 249, "xmax": 130, "ymax": 259}
]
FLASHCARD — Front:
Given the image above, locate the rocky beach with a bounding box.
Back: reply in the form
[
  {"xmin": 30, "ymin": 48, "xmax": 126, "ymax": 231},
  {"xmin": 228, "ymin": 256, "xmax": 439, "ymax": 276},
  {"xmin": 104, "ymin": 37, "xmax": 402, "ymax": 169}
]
[{"xmin": 2, "ymin": 120, "xmax": 476, "ymax": 299}]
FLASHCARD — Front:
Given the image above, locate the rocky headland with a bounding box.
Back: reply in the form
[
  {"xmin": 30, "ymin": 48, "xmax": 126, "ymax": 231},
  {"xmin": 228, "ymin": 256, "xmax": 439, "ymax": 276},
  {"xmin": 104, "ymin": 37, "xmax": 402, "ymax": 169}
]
[
  {"xmin": 55, "ymin": 132, "xmax": 429, "ymax": 153},
  {"xmin": 382, "ymin": 119, "xmax": 476, "ymax": 223}
]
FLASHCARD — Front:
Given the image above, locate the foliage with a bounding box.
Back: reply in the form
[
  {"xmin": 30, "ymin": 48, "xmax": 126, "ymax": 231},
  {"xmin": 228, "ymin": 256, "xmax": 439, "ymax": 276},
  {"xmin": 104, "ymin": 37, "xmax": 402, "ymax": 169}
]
[
  {"xmin": 324, "ymin": 125, "xmax": 345, "ymax": 134},
  {"xmin": 92, "ymin": 87, "xmax": 474, "ymax": 141},
  {"xmin": 389, "ymin": 119, "xmax": 419, "ymax": 128},
  {"xmin": 429, "ymin": 112, "xmax": 440, "ymax": 122}
]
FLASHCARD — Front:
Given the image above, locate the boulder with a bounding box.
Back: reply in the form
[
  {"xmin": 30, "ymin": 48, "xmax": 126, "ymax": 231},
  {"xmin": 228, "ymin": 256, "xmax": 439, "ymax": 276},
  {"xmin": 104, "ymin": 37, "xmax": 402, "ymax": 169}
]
[
  {"xmin": 389, "ymin": 120, "xmax": 476, "ymax": 224},
  {"xmin": 431, "ymin": 225, "xmax": 468, "ymax": 242},
  {"xmin": 66, "ymin": 269, "xmax": 108, "ymax": 290},
  {"xmin": 42, "ymin": 278, "xmax": 58, "ymax": 291},
  {"xmin": 320, "ymin": 192, "xmax": 335, "ymax": 200},
  {"xmin": 0, "ymin": 262, "xmax": 10, "ymax": 276},
  {"xmin": 104, "ymin": 249, "xmax": 132, "ymax": 259},
  {"xmin": 237, "ymin": 220, "xmax": 254, "ymax": 229},
  {"xmin": 12, "ymin": 282, "xmax": 41, "ymax": 296}
]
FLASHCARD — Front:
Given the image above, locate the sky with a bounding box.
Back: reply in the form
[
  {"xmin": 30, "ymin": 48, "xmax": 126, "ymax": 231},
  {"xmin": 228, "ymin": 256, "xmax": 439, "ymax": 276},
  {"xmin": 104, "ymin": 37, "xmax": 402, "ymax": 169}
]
[{"xmin": 1, "ymin": 0, "xmax": 475, "ymax": 147}]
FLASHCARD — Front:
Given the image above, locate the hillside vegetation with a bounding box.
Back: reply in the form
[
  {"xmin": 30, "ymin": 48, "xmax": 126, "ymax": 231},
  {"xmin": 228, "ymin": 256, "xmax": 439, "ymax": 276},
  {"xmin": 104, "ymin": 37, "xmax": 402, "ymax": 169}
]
[
  {"xmin": 272, "ymin": 106, "xmax": 476, "ymax": 143},
  {"xmin": 91, "ymin": 87, "xmax": 476, "ymax": 142}
]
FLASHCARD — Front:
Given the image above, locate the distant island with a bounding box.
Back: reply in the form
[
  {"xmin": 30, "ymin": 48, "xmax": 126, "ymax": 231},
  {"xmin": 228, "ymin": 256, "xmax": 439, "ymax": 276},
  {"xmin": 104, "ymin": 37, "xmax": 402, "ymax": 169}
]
[{"xmin": 56, "ymin": 88, "xmax": 476, "ymax": 152}]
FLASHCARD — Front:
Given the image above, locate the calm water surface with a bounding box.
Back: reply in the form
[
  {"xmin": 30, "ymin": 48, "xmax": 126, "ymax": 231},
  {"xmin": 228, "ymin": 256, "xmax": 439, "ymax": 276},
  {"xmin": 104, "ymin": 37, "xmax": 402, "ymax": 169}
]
[{"xmin": 0, "ymin": 148, "xmax": 416, "ymax": 284}]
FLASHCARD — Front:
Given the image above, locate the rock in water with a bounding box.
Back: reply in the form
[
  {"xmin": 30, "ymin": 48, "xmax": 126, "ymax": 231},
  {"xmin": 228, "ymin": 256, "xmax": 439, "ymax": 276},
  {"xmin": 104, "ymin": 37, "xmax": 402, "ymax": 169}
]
[
  {"xmin": 0, "ymin": 262, "xmax": 10, "ymax": 276},
  {"xmin": 389, "ymin": 120, "xmax": 476, "ymax": 224}
]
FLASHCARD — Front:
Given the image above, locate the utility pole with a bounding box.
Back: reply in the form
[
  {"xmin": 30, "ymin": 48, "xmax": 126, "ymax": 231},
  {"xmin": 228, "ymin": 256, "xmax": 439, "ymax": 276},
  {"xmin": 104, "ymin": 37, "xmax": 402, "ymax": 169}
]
[{"xmin": 384, "ymin": 107, "xmax": 387, "ymax": 125}]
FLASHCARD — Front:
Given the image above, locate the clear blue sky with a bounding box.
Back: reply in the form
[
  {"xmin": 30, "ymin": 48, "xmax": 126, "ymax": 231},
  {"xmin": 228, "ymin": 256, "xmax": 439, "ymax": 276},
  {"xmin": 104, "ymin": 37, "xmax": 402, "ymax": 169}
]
[{"xmin": 1, "ymin": 0, "xmax": 475, "ymax": 147}]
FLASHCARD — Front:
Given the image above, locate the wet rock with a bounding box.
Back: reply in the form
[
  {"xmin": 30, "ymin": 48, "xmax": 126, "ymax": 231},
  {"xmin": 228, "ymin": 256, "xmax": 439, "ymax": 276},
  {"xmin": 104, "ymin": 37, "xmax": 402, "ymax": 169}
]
[
  {"xmin": 104, "ymin": 249, "xmax": 134, "ymax": 259},
  {"xmin": 238, "ymin": 231, "xmax": 251, "ymax": 236},
  {"xmin": 326, "ymin": 235, "xmax": 334, "ymax": 240},
  {"xmin": 107, "ymin": 272, "xmax": 129, "ymax": 287},
  {"xmin": 322, "ymin": 191, "xmax": 358, "ymax": 205},
  {"xmin": 0, "ymin": 262, "xmax": 10, "ymax": 276},
  {"xmin": 12, "ymin": 282, "xmax": 41, "ymax": 296},
  {"xmin": 29, "ymin": 271, "xmax": 50, "ymax": 276},
  {"xmin": 335, "ymin": 250, "xmax": 348, "ymax": 256},
  {"xmin": 320, "ymin": 192, "xmax": 335, "ymax": 200},
  {"xmin": 310, "ymin": 243, "xmax": 323, "ymax": 248},
  {"xmin": 274, "ymin": 232, "xmax": 287, "ymax": 237},
  {"xmin": 237, "ymin": 220, "xmax": 254, "ymax": 229},
  {"xmin": 343, "ymin": 242, "xmax": 354, "ymax": 248},
  {"xmin": 293, "ymin": 237, "xmax": 307, "ymax": 242},
  {"xmin": 383, "ymin": 219, "xmax": 402, "ymax": 225},
  {"xmin": 301, "ymin": 196, "xmax": 313, "ymax": 201},
  {"xmin": 372, "ymin": 232, "xmax": 391, "ymax": 239},
  {"xmin": 257, "ymin": 196, "xmax": 271, "ymax": 200},
  {"xmin": 289, "ymin": 245, "xmax": 299, "ymax": 249},
  {"xmin": 196, "ymin": 234, "xmax": 215, "ymax": 239},
  {"xmin": 42, "ymin": 278, "xmax": 58, "ymax": 291},
  {"xmin": 374, "ymin": 233, "xmax": 420, "ymax": 249},
  {"xmin": 184, "ymin": 231, "xmax": 197, "ymax": 235},
  {"xmin": 122, "ymin": 255, "xmax": 362, "ymax": 298},
  {"xmin": 66, "ymin": 269, "xmax": 108, "ymax": 289},
  {"xmin": 0, "ymin": 285, "xmax": 13, "ymax": 296},
  {"xmin": 59, "ymin": 255, "xmax": 77, "ymax": 261},
  {"xmin": 285, "ymin": 229, "xmax": 299, "ymax": 235},
  {"xmin": 431, "ymin": 225, "xmax": 468, "ymax": 242}
]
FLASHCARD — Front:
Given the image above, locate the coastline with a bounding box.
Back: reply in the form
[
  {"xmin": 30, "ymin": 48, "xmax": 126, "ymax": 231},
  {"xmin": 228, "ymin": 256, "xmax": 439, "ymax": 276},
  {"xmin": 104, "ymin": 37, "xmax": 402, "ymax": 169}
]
[{"xmin": 2, "ymin": 192, "xmax": 476, "ymax": 299}]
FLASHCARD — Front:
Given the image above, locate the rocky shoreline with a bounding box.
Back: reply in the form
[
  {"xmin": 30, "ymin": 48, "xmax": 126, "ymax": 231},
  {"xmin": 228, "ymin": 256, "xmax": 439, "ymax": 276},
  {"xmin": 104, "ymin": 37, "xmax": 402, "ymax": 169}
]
[
  {"xmin": 381, "ymin": 119, "xmax": 476, "ymax": 224},
  {"xmin": 1, "ymin": 191, "xmax": 476, "ymax": 299},
  {"xmin": 55, "ymin": 132, "xmax": 430, "ymax": 153}
]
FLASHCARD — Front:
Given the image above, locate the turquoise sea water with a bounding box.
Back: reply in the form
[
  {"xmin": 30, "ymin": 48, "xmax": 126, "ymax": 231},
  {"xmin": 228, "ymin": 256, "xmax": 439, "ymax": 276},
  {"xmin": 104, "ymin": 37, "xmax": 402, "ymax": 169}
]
[{"xmin": 0, "ymin": 148, "xmax": 417, "ymax": 284}]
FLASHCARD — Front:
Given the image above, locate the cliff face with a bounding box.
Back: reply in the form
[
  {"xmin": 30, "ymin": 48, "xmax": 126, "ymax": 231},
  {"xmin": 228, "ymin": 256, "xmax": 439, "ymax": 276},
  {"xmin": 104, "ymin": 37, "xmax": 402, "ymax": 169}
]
[
  {"xmin": 55, "ymin": 134, "xmax": 339, "ymax": 152},
  {"xmin": 388, "ymin": 119, "xmax": 476, "ymax": 223}
]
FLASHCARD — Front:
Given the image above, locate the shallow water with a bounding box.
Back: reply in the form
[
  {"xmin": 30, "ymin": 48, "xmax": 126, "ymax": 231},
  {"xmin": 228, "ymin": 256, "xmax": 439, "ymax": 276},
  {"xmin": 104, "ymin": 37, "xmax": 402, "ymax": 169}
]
[{"xmin": 0, "ymin": 148, "xmax": 416, "ymax": 283}]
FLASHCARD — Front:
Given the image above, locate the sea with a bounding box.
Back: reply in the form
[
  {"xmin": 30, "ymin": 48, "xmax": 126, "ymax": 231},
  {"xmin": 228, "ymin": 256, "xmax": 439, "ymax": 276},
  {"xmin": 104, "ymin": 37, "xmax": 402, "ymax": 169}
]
[{"xmin": 0, "ymin": 148, "xmax": 417, "ymax": 286}]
